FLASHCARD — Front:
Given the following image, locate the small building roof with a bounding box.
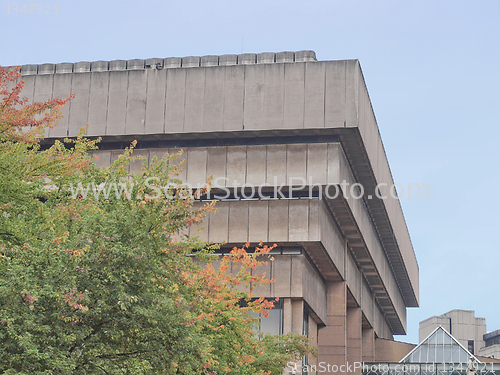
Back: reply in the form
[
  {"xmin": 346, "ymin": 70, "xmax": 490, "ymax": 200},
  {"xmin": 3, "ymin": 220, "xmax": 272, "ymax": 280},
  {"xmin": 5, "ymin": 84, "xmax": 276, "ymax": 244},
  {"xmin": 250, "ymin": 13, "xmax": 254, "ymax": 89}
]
[{"xmin": 400, "ymin": 326, "xmax": 479, "ymax": 364}]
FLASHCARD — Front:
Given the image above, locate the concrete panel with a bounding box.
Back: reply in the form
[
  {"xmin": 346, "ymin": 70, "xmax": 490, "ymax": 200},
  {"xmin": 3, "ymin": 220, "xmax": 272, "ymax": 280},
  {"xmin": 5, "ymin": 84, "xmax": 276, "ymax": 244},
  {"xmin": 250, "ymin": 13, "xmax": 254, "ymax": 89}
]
[
  {"xmin": 110, "ymin": 150, "xmax": 123, "ymax": 165},
  {"xmin": 276, "ymin": 51, "xmax": 294, "ymax": 63},
  {"xmin": 125, "ymin": 71, "xmax": 147, "ymax": 134},
  {"xmin": 182, "ymin": 56, "xmax": 200, "ymax": 68},
  {"xmin": 292, "ymin": 299, "xmax": 304, "ymax": 334},
  {"xmin": 223, "ymin": 66, "xmax": 244, "ymax": 131},
  {"xmin": 308, "ymin": 199, "xmax": 320, "ymax": 241},
  {"xmin": 68, "ymin": 72, "xmax": 90, "ymax": 136},
  {"xmin": 307, "ymin": 143, "xmax": 328, "ymax": 185},
  {"xmin": 187, "ymin": 202, "xmax": 208, "ymax": 243},
  {"xmin": 185, "ymin": 148, "xmax": 207, "ymax": 187},
  {"xmin": 129, "ymin": 150, "xmax": 149, "ymax": 174},
  {"xmin": 21, "ymin": 75, "xmax": 36, "ymax": 104},
  {"xmin": 91, "ymin": 150, "xmax": 111, "ymax": 169},
  {"xmin": 87, "ymin": 72, "xmax": 109, "ymax": 136},
  {"xmin": 145, "ymin": 69, "xmax": 167, "ymax": 134},
  {"xmin": 325, "ymin": 61, "xmax": 346, "ymax": 128},
  {"xmin": 243, "ymin": 65, "xmax": 265, "ymax": 130},
  {"xmin": 346, "ymin": 251, "xmax": 361, "ymax": 306},
  {"xmin": 263, "ymin": 63, "xmax": 285, "ymax": 129},
  {"xmin": 208, "ymin": 201, "xmax": 229, "ymax": 243},
  {"xmin": 291, "ymin": 258, "xmax": 304, "ymax": 297},
  {"xmin": 228, "ymin": 200, "xmax": 249, "ymax": 242},
  {"xmin": 287, "ymin": 144, "xmax": 307, "ymax": 183},
  {"xmin": 295, "ymin": 50, "xmax": 317, "ymax": 62},
  {"xmin": 165, "ymin": 68, "xmax": 186, "ymax": 133},
  {"xmin": 319, "ymin": 202, "xmax": 345, "ymax": 278},
  {"xmin": 219, "ymin": 54, "xmax": 238, "ymax": 66},
  {"xmin": 238, "ymin": 53, "xmax": 256, "ymax": 65},
  {"xmin": 362, "ymin": 280, "xmax": 374, "ymax": 328},
  {"xmin": 304, "ymin": 62, "xmax": 325, "ymax": 129},
  {"xmin": 257, "ymin": 52, "xmax": 275, "ymax": 64},
  {"xmin": 184, "ymin": 67, "xmax": 205, "ymax": 132},
  {"xmin": 56, "ymin": 63, "xmax": 73, "ymax": 74},
  {"xmin": 283, "ymin": 63, "xmax": 305, "ymax": 129},
  {"xmin": 344, "ymin": 60, "xmax": 359, "ymax": 128},
  {"xmin": 148, "ymin": 148, "xmax": 169, "ymax": 164},
  {"xmin": 362, "ymin": 328, "xmax": 375, "ymax": 362},
  {"xmin": 201, "ymin": 55, "xmax": 219, "ymax": 67},
  {"xmin": 318, "ymin": 281, "xmax": 347, "ymax": 372},
  {"xmin": 109, "ymin": 60, "xmax": 126, "ymax": 71},
  {"xmin": 251, "ymin": 259, "xmax": 272, "ymax": 297},
  {"xmin": 289, "ymin": 199, "xmax": 309, "ymax": 242},
  {"xmin": 188, "ymin": 220, "xmax": 209, "ymax": 243},
  {"xmin": 145, "ymin": 58, "xmax": 163, "ymax": 69},
  {"xmin": 38, "ymin": 64, "xmax": 55, "ymax": 74},
  {"xmin": 168, "ymin": 148, "xmax": 187, "ymax": 183},
  {"xmin": 303, "ymin": 258, "xmax": 328, "ymax": 323},
  {"xmin": 268, "ymin": 200, "xmax": 289, "ymax": 242},
  {"xmin": 74, "ymin": 62, "xmax": 91, "ymax": 73},
  {"xmin": 206, "ymin": 146, "xmax": 227, "ymax": 187},
  {"xmin": 226, "ymin": 146, "xmax": 246, "ymax": 186},
  {"xmin": 266, "ymin": 144, "xmax": 287, "ymax": 186},
  {"xmin": 21, "ymin": 65, "xmax": 38, "ymax": 75},
  {"xmin": 347, "ymin": 307, "xmax": 362, "ymax": 372},
  {"xmin": 374, "ymin": 339, "xmax": 415, "ymax": 362},
  {"xmin": 272, "ymin": 257, "xmax": 292, "ymax": 297},
  {"xmin": 127, "ymin": 59, "xmax": 144, "ymax": 70},
  {"xmin": 106, "ymin": 71, "xmax": 128, "ymax": 135},
  {"xmin": 246, "ymin": 145, "xmax": 267, "ymax": 186},
  {"xmin": 248, "ymin": 200, "xmax": 269, "ymax": 242},
  {"xmin": 326, "ymin": 143, "xmax": 341, "ymax": 185},
  {"xmin": 203, "ymin": 66, "xmax": 224, "ymax": 131},
  {"xmin": 372, "ymin": 303, "xmax": 386, "ymax": 339},
  {"xmin": 164, "ymin": 57, "xmax": 181, "ymax": 68},
  {"xmin": 50, "ymin": 73, "xmax": 72, "ymax": 137},
  {"xmin": 91, "ymin": 61, "xmax": 108, "ymax": 71}
]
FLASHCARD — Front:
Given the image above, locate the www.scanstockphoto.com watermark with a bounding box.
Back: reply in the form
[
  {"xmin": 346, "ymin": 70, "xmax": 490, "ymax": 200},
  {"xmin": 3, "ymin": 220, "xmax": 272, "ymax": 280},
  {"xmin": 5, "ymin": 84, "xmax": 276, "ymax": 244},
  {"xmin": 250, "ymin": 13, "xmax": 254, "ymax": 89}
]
[
  {"xmin": 287, "ymin": 362, "xmax": 500, "ymax": 374},
  {"xmin": 68, "ymin": 177, "xmax": 429, "ymax": 201},
  {"xmin": 286, "ymin": 362, "xmax": 443, "ymax": 374}
]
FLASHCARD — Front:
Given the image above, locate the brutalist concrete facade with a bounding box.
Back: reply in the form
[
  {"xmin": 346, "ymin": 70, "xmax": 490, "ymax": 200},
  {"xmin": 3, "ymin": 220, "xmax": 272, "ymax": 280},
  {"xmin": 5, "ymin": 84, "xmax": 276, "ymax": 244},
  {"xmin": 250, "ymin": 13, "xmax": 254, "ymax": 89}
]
[{"xmin": 20, "ymin": 50, "xmax": 419, "ymax": 372}]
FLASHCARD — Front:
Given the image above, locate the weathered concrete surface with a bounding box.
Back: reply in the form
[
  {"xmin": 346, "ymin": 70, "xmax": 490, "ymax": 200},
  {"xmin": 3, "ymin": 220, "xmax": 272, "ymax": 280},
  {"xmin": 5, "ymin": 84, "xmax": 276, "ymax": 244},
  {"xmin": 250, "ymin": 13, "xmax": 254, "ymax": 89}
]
[{"xmin": 21, "ymin": 54, "xmax": 418, "ymax": 311}]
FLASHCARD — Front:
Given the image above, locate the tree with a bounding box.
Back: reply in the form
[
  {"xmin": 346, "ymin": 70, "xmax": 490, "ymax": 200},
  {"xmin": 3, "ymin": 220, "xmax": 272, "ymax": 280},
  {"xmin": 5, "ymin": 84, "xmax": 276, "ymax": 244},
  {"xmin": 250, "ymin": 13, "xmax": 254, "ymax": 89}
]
[{"xmin": 0, "ymin": 66, "xmax": 315, "ymax": 374}]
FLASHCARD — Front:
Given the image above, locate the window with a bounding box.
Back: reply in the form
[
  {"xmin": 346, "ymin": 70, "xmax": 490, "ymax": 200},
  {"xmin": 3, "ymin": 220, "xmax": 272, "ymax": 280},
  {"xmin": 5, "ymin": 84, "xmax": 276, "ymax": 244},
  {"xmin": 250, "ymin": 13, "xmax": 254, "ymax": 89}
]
[
  {"xmin": 302, "ymin": 309, "xmax": 309, "ymax": 375},
  {"xmin": 248, "ymin": 299, "xmax": 283, "ymax": 336},
  {"xmin": 468, "ymin": 340, "xmax": 474, "ymax": 355}
]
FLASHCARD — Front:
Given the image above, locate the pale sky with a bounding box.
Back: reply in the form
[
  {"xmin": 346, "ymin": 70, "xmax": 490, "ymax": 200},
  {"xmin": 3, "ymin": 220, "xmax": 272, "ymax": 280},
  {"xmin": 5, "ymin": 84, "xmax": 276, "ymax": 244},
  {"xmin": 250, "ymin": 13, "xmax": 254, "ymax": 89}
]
[{"xmin": 1, "ymin": 0, "xmax": 499, "ymax": 345}]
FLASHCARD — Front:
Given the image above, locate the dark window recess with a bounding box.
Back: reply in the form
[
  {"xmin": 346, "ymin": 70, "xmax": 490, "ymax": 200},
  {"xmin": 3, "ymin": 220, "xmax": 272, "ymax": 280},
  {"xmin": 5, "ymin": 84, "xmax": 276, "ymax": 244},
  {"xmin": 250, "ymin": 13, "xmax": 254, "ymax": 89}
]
[
  {"xmin": 246, "ymin": 298, "xmax": 283, "ymax": 336},
  {"xmin": 468, "ymin": 340, "xmax": 475, "ymax": 355},
  {"xmin": 302, "ymin": 308, "xmax": 309, "ymax": 375},
  {"xmin": 40, "ymin": 134, "xmax": 341, "ymax": 150}
]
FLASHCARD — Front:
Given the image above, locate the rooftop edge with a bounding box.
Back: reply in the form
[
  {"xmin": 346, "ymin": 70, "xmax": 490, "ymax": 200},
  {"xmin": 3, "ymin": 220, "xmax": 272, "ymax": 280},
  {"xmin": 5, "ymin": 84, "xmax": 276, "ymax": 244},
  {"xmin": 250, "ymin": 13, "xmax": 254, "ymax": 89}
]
[{"xmin": 19, "ymin": 50, "xmax": 317, "ymax": 76}]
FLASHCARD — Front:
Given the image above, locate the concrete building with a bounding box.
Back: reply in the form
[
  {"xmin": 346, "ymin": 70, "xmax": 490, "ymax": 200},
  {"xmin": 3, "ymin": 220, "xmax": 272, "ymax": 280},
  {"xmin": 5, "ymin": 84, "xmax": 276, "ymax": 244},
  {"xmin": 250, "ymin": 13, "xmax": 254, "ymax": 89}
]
[
  {"xmin": 420, "ymin": 309, "xmax": 500, "ymax": 359},
  {"xmin": 19, "ymin": 50, "xmax": 419, "ymax": 372},
  {"xmin": 420, "ymin": 310, "xmax": 486, "ymax": 355},
  {"xmin": 480, "ymin": 330, "xmax": 500, "ymax": 359}
]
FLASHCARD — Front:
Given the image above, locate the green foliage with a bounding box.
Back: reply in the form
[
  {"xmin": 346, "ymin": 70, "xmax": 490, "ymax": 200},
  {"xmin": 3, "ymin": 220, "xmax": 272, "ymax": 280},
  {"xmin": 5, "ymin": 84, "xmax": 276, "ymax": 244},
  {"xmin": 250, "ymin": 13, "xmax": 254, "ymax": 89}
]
[{"xmin": 0, "ymin": 66, "xmax": 315, "ymax": 374}]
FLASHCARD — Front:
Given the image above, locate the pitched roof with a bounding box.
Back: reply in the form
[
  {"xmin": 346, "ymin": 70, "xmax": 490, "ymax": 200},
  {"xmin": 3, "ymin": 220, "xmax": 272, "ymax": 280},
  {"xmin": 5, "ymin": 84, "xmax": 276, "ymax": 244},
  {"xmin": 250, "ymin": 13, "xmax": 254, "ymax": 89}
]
[{"xmin": 400, "ymin": 326, "xmax": 480, "ymax": 363}]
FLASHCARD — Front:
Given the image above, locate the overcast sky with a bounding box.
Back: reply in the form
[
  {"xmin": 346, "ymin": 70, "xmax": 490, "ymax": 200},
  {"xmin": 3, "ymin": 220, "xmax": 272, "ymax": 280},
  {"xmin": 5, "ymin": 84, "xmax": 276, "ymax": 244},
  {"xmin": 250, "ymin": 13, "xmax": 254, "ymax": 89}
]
[{"xmin": 1, "ymin": 0, "xmax": 499, "ymax": 345}]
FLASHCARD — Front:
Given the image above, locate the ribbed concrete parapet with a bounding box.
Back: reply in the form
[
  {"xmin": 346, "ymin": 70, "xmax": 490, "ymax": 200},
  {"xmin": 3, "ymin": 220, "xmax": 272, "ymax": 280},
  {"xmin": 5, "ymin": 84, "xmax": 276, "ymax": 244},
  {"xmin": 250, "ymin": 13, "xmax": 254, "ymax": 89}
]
[{"xmin": 18, "ymin": 50, "xmax": 317, "ymax": 75}]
